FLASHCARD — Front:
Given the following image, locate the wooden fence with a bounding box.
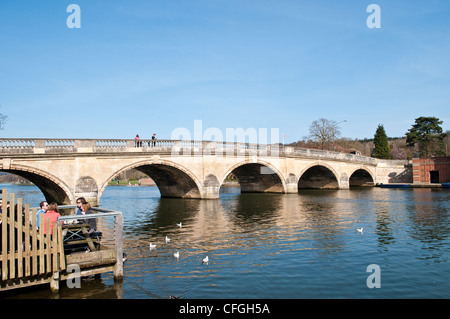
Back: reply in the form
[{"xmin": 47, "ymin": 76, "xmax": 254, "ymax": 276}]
[{"xmin": 0, "ymin": 189, "xmax": 66, "ymax": 292}]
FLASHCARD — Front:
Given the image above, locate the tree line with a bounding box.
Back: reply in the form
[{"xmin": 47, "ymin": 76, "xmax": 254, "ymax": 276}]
[
  {"xmin": 289, "ymin": 117, "xmax": 448, "ymax": 160},
  {"xmin": 0, "ymin": 109, "xmax": 447, "ymax": 160}
]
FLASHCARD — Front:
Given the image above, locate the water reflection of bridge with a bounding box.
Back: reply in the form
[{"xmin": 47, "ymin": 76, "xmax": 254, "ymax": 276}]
[{"xmin": 120, "ymin": 189, "xmax": 370, "ymax": 256}]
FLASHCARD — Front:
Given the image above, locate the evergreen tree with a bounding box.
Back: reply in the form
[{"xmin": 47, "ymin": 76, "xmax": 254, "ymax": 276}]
[
  {"xmin": 372, "ymin": 124, "xmax": 391, "ymax": 159},
  {"xmin": 406, "ymin": 116, "xmax": 446, "ymax": 157}
]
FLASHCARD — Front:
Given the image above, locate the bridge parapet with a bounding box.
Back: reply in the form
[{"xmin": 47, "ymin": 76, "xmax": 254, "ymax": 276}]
[
  {"xmin": 43, "ymin": 139, "xmax": 76, "ymax": 153},
  {"xmin": 291, "ymin": 147, "xmax": 377, "ymax": 165},
  {"xmin": 0, "ymin": 138, "xmax": 377, "ymax": 164}
]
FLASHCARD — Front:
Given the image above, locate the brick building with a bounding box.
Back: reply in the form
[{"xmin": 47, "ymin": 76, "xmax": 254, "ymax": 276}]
[{"xmin": 412, "ymin": 156, "xmax": 450, "ymax": 183}]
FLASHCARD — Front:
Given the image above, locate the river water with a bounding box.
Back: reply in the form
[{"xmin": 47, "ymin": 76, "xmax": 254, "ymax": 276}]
[{"xmin": 2, "ymin": 183, "xmax": 450, "ymax": 299}]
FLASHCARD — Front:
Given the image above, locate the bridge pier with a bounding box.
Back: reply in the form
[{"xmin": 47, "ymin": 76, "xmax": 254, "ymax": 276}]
[
  {"xmin": 339, "ymin": 180, "xmax": 350, "ymax": 190},
  {"xmin": 285, "ymin": 183, "xmax": 299, "ymax": 194},
  {"xmin": 75, "ymin": 176, "xmax": 99, "ymax": 206},
  {"xmin": 202, "ymin": 174, "xmax": 221, "ymax": 199},
  {"xmin": 339, "ymin": 173, "xmax": 350, "ymax": 190},
  {"xmin": 202, "ymin": 188, "xmax": 220, "ymax": 199}
]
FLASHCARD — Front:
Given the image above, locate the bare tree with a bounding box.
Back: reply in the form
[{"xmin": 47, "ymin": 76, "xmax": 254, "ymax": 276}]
[{"xmin": 307, "ymin": 118, "xmax": 343, "ymax": 150}]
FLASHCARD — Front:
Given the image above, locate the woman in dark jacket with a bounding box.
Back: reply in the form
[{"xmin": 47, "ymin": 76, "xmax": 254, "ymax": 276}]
[{"xmin": 80, "ymin": 202, "xmax": 97, "ymax": 234}]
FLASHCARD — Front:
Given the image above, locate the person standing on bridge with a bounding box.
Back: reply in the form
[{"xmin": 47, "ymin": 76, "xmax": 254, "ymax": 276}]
[
  {"xmin": 151, "ymin": 133, "xmax": 157, "ymax": 147},
  {"xmin": 135, "ymin": 134, "xmax": 142, "ymax": 147}
]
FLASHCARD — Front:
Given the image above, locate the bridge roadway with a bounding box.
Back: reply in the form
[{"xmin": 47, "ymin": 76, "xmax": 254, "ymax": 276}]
[{"xmin": 0, "ymin": 138, "xmax": 411, "ymax": 206}]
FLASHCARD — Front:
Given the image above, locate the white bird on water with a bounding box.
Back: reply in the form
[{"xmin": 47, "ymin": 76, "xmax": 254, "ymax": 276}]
[
  {"xmin": 357, "ymin": 227, "xmax": 364, "ymax": 233},
  {"xmin": 149, "ymin": 242, "xmax": 157, "ymax": 249},
  {"xmin": 166, "ymin": 236, "xmax": 171, "ymax": 243},
  {"xmin": 202, "ymin": 256, "xmax": 209, "ymax": 264},
  {"xmin": 177, "ymin": 222, "xmax": 182, "ymax": 228},
  {"xmin": 174, "ymin": 251, "xmax": 180, "ymax": 259}
]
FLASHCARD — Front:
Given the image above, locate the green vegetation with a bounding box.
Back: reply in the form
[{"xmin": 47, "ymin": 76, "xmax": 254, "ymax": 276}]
[
  {"xmin": 372, "ymin": 124, "xmax": 391, "ymax": 159},
  {"xmin": 290, "ymin": 117, "xmax": 449, "ymax": 159},
  {"xmin": 108, "ymin": 179, "xmax": 140, "ymax": 186},
  {"xmin": 406, "ymin": 116, "xmax": 446, "ymax": 157}
]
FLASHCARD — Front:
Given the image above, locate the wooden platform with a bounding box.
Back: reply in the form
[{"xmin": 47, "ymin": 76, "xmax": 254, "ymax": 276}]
[
  {"xmin": 1, "ymin": 189, "xmax": 124, "ymax": 293},
  {"xmin": 62, "ymin": 246, "xmax": 117, "ymax": 280}
]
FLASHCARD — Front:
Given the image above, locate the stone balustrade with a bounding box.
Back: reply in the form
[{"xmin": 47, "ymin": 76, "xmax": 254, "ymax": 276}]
[{"xmin": 0, "ymin": 138, "xmax": 377, "ymax": 164}]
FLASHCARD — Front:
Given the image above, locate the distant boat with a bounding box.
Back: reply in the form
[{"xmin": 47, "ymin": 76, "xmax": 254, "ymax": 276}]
[
  {"xmin": 442, "ymin": 182, "xmax": 450, "ymax": 188},
  {"xmin": 379, "ymin": 183, "xmax": 410, "ymax": 188}
]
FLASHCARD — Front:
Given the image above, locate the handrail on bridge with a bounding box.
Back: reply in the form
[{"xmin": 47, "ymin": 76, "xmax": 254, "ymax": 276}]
[{"xmin": 0, "ymin": 138, "xmax": 378, "ymax": 164}]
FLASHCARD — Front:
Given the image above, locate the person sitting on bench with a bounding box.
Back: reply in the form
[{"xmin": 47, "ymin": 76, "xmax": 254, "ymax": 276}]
[{"xmin": 80, "ymin": 202, "xmax": 102, "ymax": 239}]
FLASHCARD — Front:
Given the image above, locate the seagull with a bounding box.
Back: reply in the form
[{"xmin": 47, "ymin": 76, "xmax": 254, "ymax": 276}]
[
  {"xmin": 149, "ymin": 242, "xmax": 157, "ymax": 249},
  {"xmin": 177, "ymin": 222, "xmax": 182, "ymax": 228},
  {"xmin": 173, "ymin": 251, "xmax": 180, "ymax": 259},
  {"xmin": 202, "ymin": 256, "xmax": 209, "ymax": 264},
  {"xmin": 165, "ymin": 236, "xmax": 171, "ymax": 243},
  {"xmin": 356, "ymin": 227, "xmax": 364, "ymax": 233}
]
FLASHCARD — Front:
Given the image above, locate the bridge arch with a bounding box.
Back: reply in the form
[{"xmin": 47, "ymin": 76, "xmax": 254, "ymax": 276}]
[
  {"xmin": 349, "ymin": 168, "xmax": 375, "ymax": 187},
  {"xmin": 98, "ymin": 159, "xmax": 203, "ymax": 202},
  {"xmin": 220, "ymin": 160, "xmax": 287, "ymax": 194},
  {"xmin": 298, "ymin": 163, "xmax": 340, "ymax": 189},
  {"xmin": 0, "ymin": 164, "xmax": 74, "ymax": 205}
]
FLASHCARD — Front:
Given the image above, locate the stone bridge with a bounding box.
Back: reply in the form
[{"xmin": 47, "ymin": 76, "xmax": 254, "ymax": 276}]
[{"xmin": 0, "ymin": 138, "xmax": 411, "ymax": 206}]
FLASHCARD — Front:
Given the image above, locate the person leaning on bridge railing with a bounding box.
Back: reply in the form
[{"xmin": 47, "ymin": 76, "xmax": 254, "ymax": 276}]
[{"xmin": 135, "ymin": 134, "xmax": 142, "ymax": 147}]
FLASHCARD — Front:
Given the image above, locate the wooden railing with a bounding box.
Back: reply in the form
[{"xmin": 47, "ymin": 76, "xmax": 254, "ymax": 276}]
[
  {"xmin": 0, "ymin": 138, "xmax": 378, "ymax": 164},
  {"xmin": 0, "ymin": 189, "xmax": 66, "ymax": 291},
  {"xmin": 0, "ymin": 190, "xmax": 124, "ymax": 292}
]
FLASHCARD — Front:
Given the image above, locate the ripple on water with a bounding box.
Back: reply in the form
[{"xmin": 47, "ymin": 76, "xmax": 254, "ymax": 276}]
[{"xmin": 3, "ymin": 185, "xmax": 450, "ymax": 299}]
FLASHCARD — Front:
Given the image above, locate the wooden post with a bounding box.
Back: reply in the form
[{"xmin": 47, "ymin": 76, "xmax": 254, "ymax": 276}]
[
  {"xmin": 39, "ymin": 212, "xmax": 45, "ymax": 274},
  {"xmin": 57, "ymin": 222, "xmax": 65, "ymax": 271},
  {"xmin": 9, "ymin": 193, "xmax": 15, "ymax": 279},
  {"xmin": 52, "ymin": 222, "xmax": 58, "ymax": 272},
  {"xmin": 50, "ymin": 271, "xmax": 59, "ymax": 293},
  {"xmin": 45, "ymin": 218, "xmax": 51, "ymax": 273},
  {"xmin": 24, "ymin": 203, "xmax": 30, "ymax": 277},
  {"xmin": 50, "ymin": 221, "xmax": 59, "ymax": 293},
  {"xmin": 113, "ymin": 214, "xmax": 123, "ymax": 280},
  {"xmin": 1, "ymin": 189, "xmax": 8, "ymax": 281},
  {"xmin": 17, "ymin": 198, "xmax": 23, "ymax": 278},
  {"xmin": 31, "ymin": 208, "xmax": 38, "ymax": 276}
]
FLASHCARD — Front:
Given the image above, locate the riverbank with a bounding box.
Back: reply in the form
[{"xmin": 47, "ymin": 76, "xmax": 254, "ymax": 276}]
[
  {"xmin": 379, "ymin": 183, "xmax": 447, "ymax": 188},
  {"xmin": 106, "ymin": 180, "xmax": 240, "ymax": 187}
]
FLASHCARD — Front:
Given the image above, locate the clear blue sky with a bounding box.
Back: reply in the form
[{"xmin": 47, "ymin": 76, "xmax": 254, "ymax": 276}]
[{"xmin": 1, "ymin": 1, "xmax": 449, "ymax": 143}]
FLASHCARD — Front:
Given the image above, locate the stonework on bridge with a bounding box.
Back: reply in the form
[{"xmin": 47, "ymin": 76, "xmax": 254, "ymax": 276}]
[{"xmin": 0, "ymin": 138, "xmax": 412, "ymax": 206}]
